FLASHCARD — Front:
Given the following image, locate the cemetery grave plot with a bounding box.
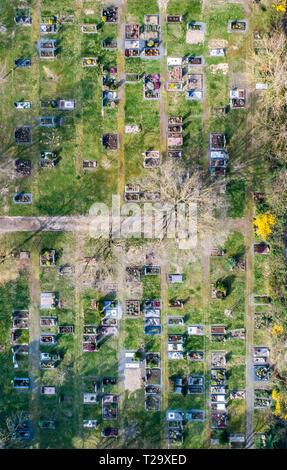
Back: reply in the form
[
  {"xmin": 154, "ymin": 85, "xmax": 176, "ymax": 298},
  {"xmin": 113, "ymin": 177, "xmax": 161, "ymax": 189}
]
[
  {"xmin": 209, "ymin": 149, "xmax": 229, "ymax": 177},
  {"xmin": 144, "ymin": 265, "xmax": 160, "ymax": 275},
  {"xmin": 14, "ymin": 59, "xmax": 31, "ymax": 68},
  {"xmin": 14, "ymin": 101, "xmax": 31, "ymax": 109},
  {"xmin": 166, "ymin": 15, "xmax": 182, "ymax": 24},
  {"xmin": 102, "ymin": 40, "xmax": 118, "ymax": 50},
  {"xmin": 211, "ymin": 249, "xmax": 226, "ymax": 257},
  {"xmin": 210, "ymin": 133, "xmax": 226, "ymax": 150},
  {"xmin": 211, "ymin": 412, "xmax": 227, "ymax": 429},
  {"xmin": 253, "ymin": 243, "xmax": 270, "ymax": 255},
  {"xmin": 254, "ymin": 390, "xmax": 272, "ymax": 409},
  {"xmin": 211, "ymin": 326, "xmax": 226, "ymax": 343},
  {"xmin": 102, "ymin": 395, "xmax": 118, "ymax": 420},
  {"xmin": 186, "ymin": 410, "xmax": 205, "ymax": 422},
  {"xmin": 39, "ymin": 150, "xmax": 57, "ymax": 167},
  {"xmin": 40, "ymin": 292, "xmax": 58, "ymax": 309},
  {"xmin": 211, "ymin": 351, "xmax": 226, "ymax": 368},
  {"xmin": 12, "ymin": 420, "xmax": 32, "ymax": 440},
  {"xmin": 209, "ymin": 48, "xmax": 226, "ymax": 57},
  {"xmin": 40, "ymin": 250, "xmax": 56, "ymax": 267},
  {"xmin": 40, "ymin": 16, "xmax": 57, "ymax": 34},
  {"xmin": 184, "ymin": 56, "xmax": 204, "ymax": 66},
  {"xmin": 186, "ymin": 22, "xmax": 206, "ymax": 45},
  {"xmin": 38, "ymin": 116, "xmax": 58, "ymax": 128},
  {"xmin": 40, "ymin": 100, "xmax": 58, "ymax": 110},
  {"xmin": 145, "ymin": 394, "xmax": 161, "ymax": 411},
  {"xmin": 141, "ymin": 15, "xmax": 161, "ymax": 57},
  {"xmin": 125, "ymin": 24, "xmax": 140, "ymax": 57},
  {"xmin": 187, "ymin": 376, "xmax": 204, "ymax": 394},
  {"xmin": 230, "ymin": 328, "xmax": 245, "ymax": 339},
  {"xmin": 254, "ymin": 365, "xmax": 270, "ymax": 381},
  {"xmin": 13, "ymin": 193, "xmax": 32, "ymax": 205},
  {"xmin": 14, "ymin": 7, "xmax": 32, "ymax": 26},
  {"xmin": 83, "ymin": 160, "xmax": 97, "ymax": 170},
  {"xmin": 57, "ymin": 14, "xmax": 75, "ymax": 24},
  {"xmin": 252, "ymin": 295, "xmax": 270, "ymax": 306},
  {"xmin": 83, "ymin": 420, "xmax": 98, "ymax": 429},
  {"xmin": 124, "ymin": 183, "xmax": 141, "ymax": 201},
  {"xmin": 102, "ymin": 134, "xmax": 118, "ymax": 151},
  {"xmin": 230, "ymin": 88, "xmax": 246, "ymax": 109},
  {"xmin": 211, "ymin": 369, "xmax": 226, "ymax": 386},
  {"xmin": 13, "ymin": 159, "xmax": 32, "ymax": 176},
  {"xmin": 146, "ymin": 368, "xmax": 161, "ymax": 386},
  {"xmin": 40, "ymin": 317, "xmax": 57, "ymax": 328},
  {"xmin": 230, "ymin": 390, "xmax": 246, "ymax": 400},
  {"xmin": 211, "ymin": 282, "xmax": 227, "ymax": 300},
  {"xmin": 125, "ymin": 124, "xmax": 140, "ymax": 134},
  {"xmin": 211, "ymin": 107, "xmax": 226, "ymax": 116},
  {"xmin": 143, "ymin": 150, "xmax": 161, "ymax": 168},
  {"xmin": 82, "ymin": 58, "xmax": 97, "ymax": 67},
  {"xmin": 59, "ymin": 265, "xmax": 74, "ymax": 275},
  {"xmin": 38, "ymin": 420, "xmax": 56, "ymax": 429},
  {"xmin": 185, "ymin": 74, "xmax": 204, "ymax": 101},
  {"xmin": 145, "ymin": 352, "xmax": 160, "ymax": 369},
  {"xmin": 13, "ymin": 377, "xmax": 30, "ymax": 389},
  {"xmin": 58, "ymin": 325, "xmax": 74, "ymax": 334},
  {"xmin": 37, "ymin": 39, "xmax": 56, "ymax": 59},
  {"xmin": 102, "ymin": 6, "xmax": 118, "ymax": 23},
  {"xmin": 167, "ymin": 58, "xmax": 183, "ymax": 91},
  {"xmin": 168, "ymin": 299, "xmax": 184, "ymax": 309},
  {"xmin": 82, "ymin": 326, "xmax": 98, "ymax": 352},
  {"xmin": 253, "ymin": 347, "xmax": 269, "ymax": 364},
  {"xmin": 39, "ymin": 334, "xmax": 57, "ymax": 345},
  {"xmin": 101, "ymin": 427, "xmax": 118, "ymax": 437},
  {"xmin": 187, "ymin": 351, "xmax": 204, "ymax": 362},
  {"xmin": 167, "ymin": 273, "xmax": 183, "ymax": 283},
  {"xmin": 81, "ymin": 24, "xmax": 98, "ymax": 34},
  {"xmin": 254, "ymin": 312, "xmax": 272, "ymax": 329},
  {"xmin": 12, "ymin": 311, "xmax": 29, "ymax": 329},
  {"xmin": 125, "ymin": 300, "xmax": 141, "ymax": 317},
  {"xmin": 228, "ymin": 20, "xmax": 248, "ymax": 34},
  {"xmin": 187, "ymin": 325, "xmax": 204, "ymax": 336},
  {"xmin": 14, "ymin": 127, "xmax": 31, "ymax": 143},
  {"xmin": 40, "ymin": 386, "xmax": 56, "ymax": 396},
  {"xmin": 167, "ymin": 424, "xmax": 183, "ymax": 446},
  {"xmin": 167, "ymin": 316, "xmax": 184, "ymax": 326},
  {"xmin": 171, "ymin": 377, "xmax": 184, "ymax": 395},
  {"xmin": 125, "ymin": 73, "xmax": 140, "ymax": 83},
  {"xmin": 167, "ymin": 132, "xmax": 183, "ymax": 148},
  {"xmin": 143, "ymin": 74, "xmax": 161, "ymax": 100},
  {"xmin": 168, "ymin": 149, "xmax": 183, "ymax": 159}
]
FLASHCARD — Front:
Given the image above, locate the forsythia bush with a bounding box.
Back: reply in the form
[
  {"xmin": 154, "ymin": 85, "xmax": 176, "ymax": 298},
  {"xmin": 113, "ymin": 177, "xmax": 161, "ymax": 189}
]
[
  {"xmin": 254, "ymin": 213, "xmax": 276, "ymax": 240},
  {"xmin": 272, "ymin": 324, "xmax": 284, "ymax": 335}
]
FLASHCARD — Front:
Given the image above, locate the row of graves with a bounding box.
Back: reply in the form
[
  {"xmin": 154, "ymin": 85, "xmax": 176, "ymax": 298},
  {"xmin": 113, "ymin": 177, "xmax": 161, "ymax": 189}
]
[
  {"xmin": 166, "ymin": 57, "xmax": 204, "ymax": 101},
  {"xmin": 13, "ymin": 14, "xmax": 75, "ymax": 68},
  {"xmin": 11, "ymin": 309, "xmax": 29, "ymax": 370},
  {"xmin": 82, "ymin": 300, "xmax": 121, "ymax": 352},
  {"xmin": 145, "ymin": 353, "xmax": 161, "ymax": 412},
  {"xmin": 39, "ymin": 290, "xmax": 70, "ymax": 372},
  {"xmin": 102, "ymin": 65, "xmax": 119, "ymax": 108},
  {"xmin": 124, "ymin": 15, "xmax": 162, "ymax": 59},
  {"xmin": 82, "ymin": 377, "xmax": 119, "ymax": 434},
  {"xmin": 209, "ymin": 133, "xmax": 229, "ymax": 178},
  {"xmin": 143, "ymin": 73, "xmax": 161, "ymax": 100},
  {"xmin": 167, "ymin": 117, "xmax": 183, "ymax": 159},
  {"xmin": 253, "ymin": 347, "xmax": 270, "ymax": 384},
  {"xmin": 166, "ymin": 409, "xmax": 205, "ymax": 446},
  {"xmin": 124, "ymin": 183, "xmax": 160, "ymax": 202},
  {"xmin": 210, "ymin": 350, "xmax": 228, "ymax": 432}
]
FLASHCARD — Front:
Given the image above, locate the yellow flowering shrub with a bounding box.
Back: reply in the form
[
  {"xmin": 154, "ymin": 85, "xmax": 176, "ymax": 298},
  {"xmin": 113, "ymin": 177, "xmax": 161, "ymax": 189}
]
[
  {"xmin": 272, "ymin": 3, "xmax": 287, "ymax": 12},
  {"xmin": 254, "ymin": 213, "xmax": 276, "ymax": 240},
  {"xmin": 272, "ymin": 324, "xmax": 284, "ymax": 335}
]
